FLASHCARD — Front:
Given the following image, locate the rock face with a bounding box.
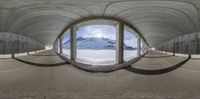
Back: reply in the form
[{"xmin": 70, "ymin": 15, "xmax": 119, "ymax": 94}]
[{"xmin": 63, "ymin": 37, "xmax": 136, "ymax": 50}]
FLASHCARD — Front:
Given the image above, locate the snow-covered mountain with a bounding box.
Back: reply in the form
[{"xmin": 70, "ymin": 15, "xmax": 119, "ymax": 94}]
[{"xmin": 63, "ymin": 37, "xmax": 136, "ymax": 50}]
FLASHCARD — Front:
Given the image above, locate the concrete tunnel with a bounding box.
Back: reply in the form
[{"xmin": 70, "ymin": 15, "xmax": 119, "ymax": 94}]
[{"xmin": 0, "ymin": 0, "xmax": 200, "ymax": 99}]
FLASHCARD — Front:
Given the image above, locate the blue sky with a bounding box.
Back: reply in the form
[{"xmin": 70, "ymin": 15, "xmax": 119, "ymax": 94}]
[
  {"xmin": 77, "ymin": 25, "xmax": 116, "ymax": 40},
  {"xmin": 62, "ymin": 33, "xmax": 70, "ymax": 44},
  {"xmin": 63, "ymin": 25, "xmax": 137, "ymax": 47}
]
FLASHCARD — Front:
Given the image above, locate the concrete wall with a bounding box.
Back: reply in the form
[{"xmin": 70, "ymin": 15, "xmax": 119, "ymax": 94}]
[
  {"xmin": 0, "ymin": 32, "xmax": 45, "ymax": 54},
  {"xmin": 156, "ymin": 32, "xmax": 200, "ymax": 54}
]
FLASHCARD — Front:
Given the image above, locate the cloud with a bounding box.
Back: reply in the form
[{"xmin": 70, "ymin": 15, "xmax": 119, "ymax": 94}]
[
  {"xmin": 77, "ymin": 25, "xmax": 116, "ymax": 39},
  {"xmin": 124, "ymin": 30, "xmax": 137, "ymax": 47},
  {"xmin": 63, "ymin": 25, "xmax": 138, "ymax": 47}
]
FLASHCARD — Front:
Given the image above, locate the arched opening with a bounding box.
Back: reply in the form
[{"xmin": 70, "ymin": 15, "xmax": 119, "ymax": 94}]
[
  {"xmin": 55, "ymin": 17, "xmax": 149, "ymax": 71},
  {"xmin": 124, "ymin": 29, "xmax": 138, "ymax": 61},
  {"xmin": 62, "ymin": 30, "xmax": 70, "ymax": 58},
  {"xmin": 76, "ymin": 25, "xmax": 117, "ymax": 65}
]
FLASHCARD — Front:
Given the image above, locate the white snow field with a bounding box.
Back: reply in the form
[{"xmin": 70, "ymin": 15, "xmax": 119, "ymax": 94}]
[{"xmin": 63, "ymin": 49, "xmax": 137, "ymax": 65}]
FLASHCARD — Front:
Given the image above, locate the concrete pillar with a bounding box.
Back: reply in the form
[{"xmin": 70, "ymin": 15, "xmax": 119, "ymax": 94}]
[
  {"xmin": 180, "ymin": 36, "xmax": 183, "ymax": 53},
  {"xmin": 53, "ymin": 43, "xmax": 55, "ymax": 50},
  {"xmin": 188, "ymin": 50, "xmax": 191, "ymax": 58},
  {"xmin": 70, "ymin": 26, "xmax": 77, "ymax": 61},
  {"xmin": 137, "ymin": 38, "xmax": 141, "ymax": 56},
  {"xmin": 27, "ymin": 41, "xmax": 30, "ymax": 55},
  {"xmin": 161, "ymin": 47, "xmax": 163, "ymax": 53},
  {"xmin": 142, "ymin": 42, "xmax": 145, "ymax": 54},
  {"xmin": 11, "ymin": 36, "xmax": 15, "ymax": 58},
  {"xmin": 166, "ymin": 42, "xmax": 168, "ymax": 54},
  {"xmin": 116, "ymin": 22, "xmax": 124, "ymax": 64},
  {"xmin": 144, "ymin": 44, "xmax": 146, "ymax": 53},
  {"xmin": 59, "ymin": 38, "xmax": 63, "ymax": 54},
  {"xmin": 56, "ymin": 40, "xmax": 59, "ymax": 53},
  {"xmin": 196, "ymin": 34, "xmax": 199, "ymax": 53},
  {"xmin": 11, "ymin": 53, "xmax": 14, "ymax": 58},
  {"xmin": 173, "ymin": 38, "xmax": 175, "ymax": 56},
  {"xmin": 187, "ymin": 44, "xmax": 191, "ymax": 58}
]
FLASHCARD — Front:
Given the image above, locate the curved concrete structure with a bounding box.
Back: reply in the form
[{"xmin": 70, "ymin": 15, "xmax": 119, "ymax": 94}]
[
  {"xmin": 0, "ymin": 0, "xmax": 200, "ymax": 46},
  {"xmin": 1, "ymin": 0, "xmax": 200, "ymax": 98}
]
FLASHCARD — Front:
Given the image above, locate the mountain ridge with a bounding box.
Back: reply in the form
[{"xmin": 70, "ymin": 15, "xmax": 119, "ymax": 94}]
[{"xmin": 63, "ymin": 37, "xmax": 136, "ymax": 50}]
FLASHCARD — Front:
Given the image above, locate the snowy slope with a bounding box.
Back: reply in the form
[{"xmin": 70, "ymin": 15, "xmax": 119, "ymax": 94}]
[{"xmin": 63, "ymin": 37, "xmax": 136, "ymax": 50}]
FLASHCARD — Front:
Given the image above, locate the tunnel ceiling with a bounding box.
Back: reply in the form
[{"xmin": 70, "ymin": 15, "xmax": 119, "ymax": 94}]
[{"xmin": 0, "ymin": 0, "xmax": 200, "ymax": 47}]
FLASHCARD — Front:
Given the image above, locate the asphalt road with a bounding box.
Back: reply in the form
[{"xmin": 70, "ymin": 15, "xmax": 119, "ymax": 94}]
[{"xmin": 0, "ymin": 50, "xmax": 200, "ymax": 99}]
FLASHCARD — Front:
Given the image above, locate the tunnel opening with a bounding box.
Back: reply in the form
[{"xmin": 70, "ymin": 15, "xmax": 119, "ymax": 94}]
[
  {"xmin": 54, "ymin": 18, "xmax": 149, "ymax": 72},
  {"xmin": 75, "ymin": 25, "xmax": 117, "ymax": 65}
]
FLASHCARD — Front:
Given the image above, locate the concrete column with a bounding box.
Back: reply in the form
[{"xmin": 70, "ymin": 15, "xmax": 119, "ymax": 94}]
[
  {"xmin": 11, "ymin": 53, "xmax": 14, "ymax": 58},
  {"xmin": 116, "ymin": 22, "xmax": 124, "ymax": 64},
  {"xmin": 180, "ymin": 36, "xmax": 183, "ymax": 53},
  {"xmin": 166, "ymin": 46, "xmax": 168, "ymax": 54},
  {"xmin": 187, "ymin": 44, "xmax": 191, "ymax": 58},
  {"xmin": 54, "ymin": 43, "xmax": 57, "ymax": 52},
  {"xmin": 70, "ymin": 26, "xmax": 77, "ymax": 61},
  {"xmin": 59, "ymin": 38, "xmax": 63, "ymax": 54},
  {"xmin": 142, "ymin": 42, "xmax": 145, "ymax": 54},
  {"xmin": 173, "ymin": 38, "xmax": 175, "ymax": 56},
  {"xmin": 11, "ymin": 34, "xmax": 15, "ymax": 58},
  {"xmin": 54, "ymin": 41, "xmax": 58, "ymax": 53},
  {"xmin": 196, "ymin": 34, "xmax": 199, "ymax": 53},
  {"xmin": 144, "ymin": 44, "xmax": 146, "ymax": 53},
  {"xmin": 27, "ymin": 40, "xmax": 30, "ymax": 55},
  {"xmin": 137, "ymin": 38, "xmax": 141, "ymax": 56},
  {"xmin": 188, "ymin": 49, "xmax": 191, "ymax": 58},
  {"xmin": 161, "ymin": 47, "xmax": 163, "ymax": 53}
]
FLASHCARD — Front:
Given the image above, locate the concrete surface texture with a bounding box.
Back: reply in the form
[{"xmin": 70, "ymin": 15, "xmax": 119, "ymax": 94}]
[
  {"xmin": 0, "ymin": 0, "xmax": 200, "ymax": 47},
  {"xmin": 157, "ymin": 32, "xmax": 200, "ymax": 54},
  {"xmin": 0, "ymin": 50, "xmax": 200, "ymax": 99},
  {"xmin": 0, "ymin": 32, "xmax": 44, "ymax": 54}
]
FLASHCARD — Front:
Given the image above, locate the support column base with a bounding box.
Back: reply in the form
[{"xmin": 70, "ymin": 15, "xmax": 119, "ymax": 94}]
[
  {"xmin": 11, "ymin": 54, "xmax": 15, "ymax": 58},
  {"xmin": 188, "ymin": 54, "xmax": 191, "ymax": 58}
]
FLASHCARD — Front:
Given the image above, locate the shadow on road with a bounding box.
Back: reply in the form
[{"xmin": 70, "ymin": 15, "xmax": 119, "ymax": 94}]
[
  {"xmin": 143, "ymin": 55, "xmax": 173, "ymax": 58},
  {"xmin": 14, "ymin": 57, "xmax": 68, "ymax": 67},
  {"xmin": 125, "ymin": 57, "xmax": 190, "ymax": 75},
  {"xmin": 30, "ymin": 54, "xmax": 57, "ymax": 57}
]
